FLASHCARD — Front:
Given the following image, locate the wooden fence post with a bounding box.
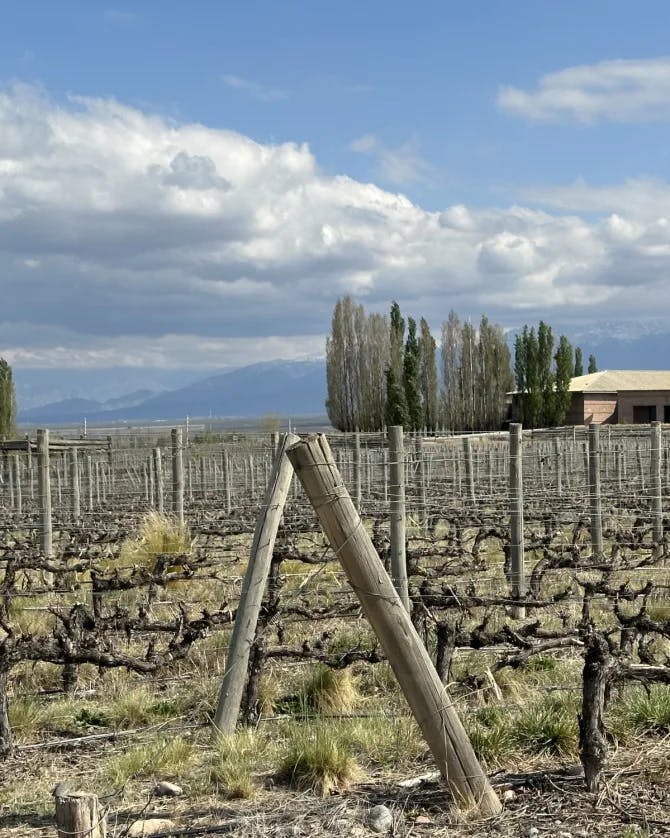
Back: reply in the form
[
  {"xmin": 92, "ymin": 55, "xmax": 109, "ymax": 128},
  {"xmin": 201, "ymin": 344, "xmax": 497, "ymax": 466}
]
[
  {"xmin": 463, "ymin": 436, "xmax": 476, "ymax": 507},
  {"xmin": 152, "ymin": 448, "xmax": 163, "ymax": 514},
  {"xmin": 11, "ymin": 453, "xmax": 21, "ymax": 514},
  {"xmin": 223, "ymin": 450, "xmax": 232, "ymax": 514},
  {"xmin": 55, "ymin": 791, "xmax": 106, "ymax": 838},
  {"xmin": 286, "ymin": 434, "xmax": 502, "ymax": 817},
  {"xmin": 87, "ymin": 456, "xmax": 94, "ymax": 511},
  {"xmin": 509, "ymin": 424, "xmax": 525, "ymax": 619},
  {"xmin": 651, "ymin": 421, "xmax": 663, "ymax": 558},
  {"xmin": 171, "ymin": 428, "xmax": 184, "ymax": 527},
  {"xmin": 213, "ymin": 433, "xmax": 299, "ymax": 735},
  {"xmin": 69, "ymin": 447, "xmax": 80, "ymax": 522},
  {"xmin": 589, "ymin": 423, "xmax": 603, "ymax": 558},
  {"xmin": 415, "ymin": 435, "xmax": 427, "ymax": 530},
  {"xmin": 37, "ymin": 429, "xmax": 53, "ymax": 559},
  {"xmin": 388, "ymin": 425, "xmax": 409, "ymax": 612},
  {"xmin": 353, "ymin": 430, "xmax": 362, "ymax": 512}
]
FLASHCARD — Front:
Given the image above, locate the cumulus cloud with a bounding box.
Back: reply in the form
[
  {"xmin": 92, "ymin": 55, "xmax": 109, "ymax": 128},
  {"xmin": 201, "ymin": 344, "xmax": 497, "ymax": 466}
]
[
  {"xmin": 1, "ymin": 83, "xmax": 670, "ymax": 370},
  {"xmin": 498, "ymin": 57, "xmax": 670, "ymax": 123},
  {"xmin": 350, "ymin": 134, "xmax": 432, "ymax": 185}
]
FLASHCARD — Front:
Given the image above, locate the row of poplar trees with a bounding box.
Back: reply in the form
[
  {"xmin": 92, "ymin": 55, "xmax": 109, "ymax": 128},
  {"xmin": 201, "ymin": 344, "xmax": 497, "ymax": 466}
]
[
  {"xmin": 0, "ymin": 359, "xmax": 16, "ymax": 438},
  {"xmin": 325, "ymin": 297, "xmax": 513, "ymax": 432}
]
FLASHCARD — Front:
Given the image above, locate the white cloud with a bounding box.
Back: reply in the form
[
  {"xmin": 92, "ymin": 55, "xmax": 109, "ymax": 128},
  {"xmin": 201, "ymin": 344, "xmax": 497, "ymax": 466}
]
[
  {"xmin": 1, "ymin": 84, "xmax": 670, "ymax": 370},
  {"xmin": 350, "ymin": 134, "xmax": 432, "ymax": 185},
  {"xmin": 498, "ymin": 57, "xmax": 670, "ymax": 123},
  {"xmin": 222, "ymin": 74, "xmax": 287, "ymax": 102}
]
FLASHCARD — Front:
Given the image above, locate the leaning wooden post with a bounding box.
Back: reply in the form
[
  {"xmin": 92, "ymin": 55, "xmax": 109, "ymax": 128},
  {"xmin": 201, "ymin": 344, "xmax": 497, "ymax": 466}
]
[
  {"xmin": 287, "ymin": 434, "xmax": 502, "ymax": 817},
  {"xmin": 152, "ymin": 448, "xmax": 164, "ymax": 514},
  {"xmin": 37, "ymin": 429, "xmax": 53, "ymax": 560},
  {"xmin": 388, "ymin": 426, "xmax": 409, "ymax": 612},
  {"xmin": 589, "ymin": 423, "xmax": 603, "ymax": 558},
  {"xmin": 55, "ymin": 790, "xmax": 107, "ymax": 838},
  {"xmin": 69, "ymin": 447, "xmax": 80, "ymax": 522},
  {"xmin": 171, "ymin": 428, "xmax": 184, "ymax": 527},
  {"xmin": 509, "ymin": 424, "xmax": 526, "ymax": 619},
  {"xmin": 213, "ymin": 432, "xmax": 299, "ymax": 735},
  {"xmin": 650, "ymin": 421, "xmax": 663, "ymax": 559}
]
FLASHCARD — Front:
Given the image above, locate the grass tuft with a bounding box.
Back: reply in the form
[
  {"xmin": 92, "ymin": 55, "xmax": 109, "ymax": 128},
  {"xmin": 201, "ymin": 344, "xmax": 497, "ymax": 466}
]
[
  {"xmin": 300, "ymin": 665, "xmax": 360, "ymax": 715},
  {"xmin": 511, "ymin": 695, "xmax": 578, "ymax": 758},
  {"xmin": 117, "ymin": 512, "xmax": 192, "ymax": 570},
  {"xmin": 209, "ymin": 730, "xmax": 266, "ymax": 799},
  {"xmin": 277, "ymin": 723, "xmax": 360, "ymax": 795},
  {"xmin": 625, "ymin": 685, "xmax": 670, "ymax": 734},
  {"xmin": 103, "ymin": 736, "xmax": 195, "ymax": 787}
]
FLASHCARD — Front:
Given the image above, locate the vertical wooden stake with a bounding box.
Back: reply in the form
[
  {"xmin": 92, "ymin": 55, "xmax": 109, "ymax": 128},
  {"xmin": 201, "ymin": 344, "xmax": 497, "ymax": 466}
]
[
  {"xmin": 69, "ymin": 447, "xmax": 80, "ymax": 522},
  {"xmin": 509, "ymin": 424, "xmax": 525, "ymax": 619},
  {"xmin": 37, "ymin": 429, "xmax": 53, "ymax": 559},
  {"xmin": 589, "ymin": 423, "xmax": 603, "ymax": 558},
  {"xmin": 651, "ymin": 421, "xmax": 663, "ymax": 558},
  {"xmin": 152, "ymin": 448, "xmax": 164, "ymax": 514},
  {"xmin": 353, "ymin": 430, "xmax": 362, "ymax": 512},
  {"xmin": 171, "ymin": 428, "xmax": 184, "ymax": 527},
  {"xmin": 415, "ymin": 435, "xmax": 427, "ymax": 530},
  {"xmin": 213, "ymin": 433, "xmax": 299, "ymax": 734},
  {"xmin": 463, "ymin": 436, "xmax": 476, "ymax": 507},
  {"xmin": 388, "ymin": 425, "xmax": 409, "ymax": 612},
  {"xmin": 287, "ymin": 435, "xmax": 502, "ymax": 818}
]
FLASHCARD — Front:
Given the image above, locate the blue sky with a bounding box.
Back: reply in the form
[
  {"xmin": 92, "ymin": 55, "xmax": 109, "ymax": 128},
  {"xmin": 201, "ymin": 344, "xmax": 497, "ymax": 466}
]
[{"xmin": 2, "ymin": 1, "xmax": 670, "ymax": 376}]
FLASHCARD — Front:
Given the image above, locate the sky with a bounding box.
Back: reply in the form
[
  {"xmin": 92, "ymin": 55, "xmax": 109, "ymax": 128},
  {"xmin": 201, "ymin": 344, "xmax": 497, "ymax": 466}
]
[{"xmin": 3, "ymin": 1, "xmax": 670, "ymax": 377}]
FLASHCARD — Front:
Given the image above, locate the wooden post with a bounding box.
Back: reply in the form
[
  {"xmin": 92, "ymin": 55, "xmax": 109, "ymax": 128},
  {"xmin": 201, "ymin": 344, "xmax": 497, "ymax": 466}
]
[
  {"xmin": 509, "ymin": 424, "xmax": 525, "ymax": 619},
  {"xmin": 55, "ymin": 791, "xmax": 107, "ymax": 838},
  {"xmin": 213, "ymin": 433, "xmax": 299, "ymax": 735},
  {"xmin": 11, "ymin": 454, "xmax": 21, "ymax": 514},
  {"xmin": 353, "ymin": 430, "xmax": 362, "ymax": 512},
  {"xmin": 171, "ymin": 428, "xmax": 184, "ymax": 526},
  {"xmin": 415, "ymin": 435, "xmax": 427, "ymax": 530},
  {"xmin": 388, "ymin": 426, "xmax": 409, "ymax": 612},
  {"xmin": 223, "ymin": 450, "xmax": 232, "ymax": 514},
  {"xmin": 554, "ymin": 438, "xmax": 562, "ymax": 497},
  {"xmin": 37, "ymin": 429, "xmax": 53, "ymax": 559},
  {"xmin": 87, "ymin": 456, "xmax": 94, "ymax": 511},
  {"xmin": 152, "ymin": 448, "xmax": 164, "ymax": 514},
  {"xmin": 651, "ymin": 421, "xmax": 663, "ymax": 558},
  {"xmin": 589, "ymin": 423, "xmax": 603, "ymax": 558},
  {"xmin": 463, "ymin": 436, "xmax": 476, "ymax": 507},
  {"xmin": 286, "ymin": 434, "xmax": 502, "ymax": 817},
  {"xmin": 69, "ymin": 447, "xmax": 80, "ymax": 521},
  {"xmin": 106, "ymin": 436, "xmax": 114, "ymax": 493}
]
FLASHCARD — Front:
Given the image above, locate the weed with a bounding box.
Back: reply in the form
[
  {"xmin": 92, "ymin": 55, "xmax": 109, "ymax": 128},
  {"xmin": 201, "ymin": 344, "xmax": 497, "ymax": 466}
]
[
  {"xmin": 300, "ymin": 665, "xmax": 360, "ymax": 715},
  {"xmin": 103, "ymin": 736, "xmax": 195, "ymax": 787},
  {"xmin": 625, "ymin": 685, "xmax": 670, "ymax": 734},
  {"xmin": 209, "ymin": 730, "xmax": 267, "ymax": 799},
  {"xmin": 511, "ymin": 695, "xmax": 578, "ymax": 758},
  {"xmin": 277, "ymin": 723, "xmax": 360, "ymax": 795}
]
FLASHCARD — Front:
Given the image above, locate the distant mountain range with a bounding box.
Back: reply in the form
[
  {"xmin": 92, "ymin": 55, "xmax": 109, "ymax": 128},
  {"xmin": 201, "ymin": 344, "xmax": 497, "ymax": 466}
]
[
  {"xmin": 19, "ymin": 359, "xmax": 328, "ymax": 424},
  {"xmin": 15, "ymin": 322, "xmax": 670, "ymax": 425}
]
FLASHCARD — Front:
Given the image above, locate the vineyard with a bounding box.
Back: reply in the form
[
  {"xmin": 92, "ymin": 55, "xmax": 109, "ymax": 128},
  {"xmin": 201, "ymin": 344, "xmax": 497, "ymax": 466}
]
[{"xmin": 2, "ymin": 422, "xmax": 670, "ymax": 837}]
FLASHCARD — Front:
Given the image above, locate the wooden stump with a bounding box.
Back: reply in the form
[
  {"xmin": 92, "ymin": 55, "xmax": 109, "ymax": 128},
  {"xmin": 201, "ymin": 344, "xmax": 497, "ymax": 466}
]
[{"xmin": 55, "ymin": 791, "xmax": 107, "ymax": 838}]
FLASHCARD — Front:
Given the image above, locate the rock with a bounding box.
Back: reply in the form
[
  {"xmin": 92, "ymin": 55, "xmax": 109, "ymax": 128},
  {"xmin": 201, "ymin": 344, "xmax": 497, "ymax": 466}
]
[
  {"xmin": 368, "ymin": 805, "xmax": 393, "ymax": 834},
  {"xmin": 414, "ymin": 815, "xmax": 433, "ymax": 825},
  {"xmin": 527, "ymin": 828, "xmax": 539, "ymax": 838},
  {"xmin": 153, "ymin": 781, "xmax": 182, "ymax": 798},
  {"xmin": 128, "ymin": 819, "xmax": 177, "ymax": 837}
]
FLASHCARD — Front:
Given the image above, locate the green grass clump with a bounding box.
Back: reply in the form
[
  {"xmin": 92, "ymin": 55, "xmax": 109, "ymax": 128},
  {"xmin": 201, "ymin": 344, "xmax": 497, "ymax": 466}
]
[
  {"xmin": 511, "ymin": 696, "xmax": 578, "ymax": 758},
  {"xmin": 209, "ymin": 730, "xmax": 267, "ymax": 799},
  {"xmin": 116, "ymin": 511, "xmax": 192, "ymax": 570},
  {"xmin": 300, "ymin": 665, "xmax": 360, "ymax": 715},
  {"xmin": 624, "ymin": 686, "xmax": 670, "ymax": 734},
  {"xmin": 103, "ymin": 736, "xmax": 195, "ymax": 787},
  {"xmin": 277, "ymin": 723, "xmax": 360, "ymax": 795},
  {"xmin": 465, "ymin": 706, "xmax": 516, "ymax": 769}
]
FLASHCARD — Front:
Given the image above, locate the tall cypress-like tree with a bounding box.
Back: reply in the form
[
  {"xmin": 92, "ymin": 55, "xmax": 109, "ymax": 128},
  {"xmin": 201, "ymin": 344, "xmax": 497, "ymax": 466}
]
[
  {"xmin": 403, "ymin": 317, "xmax": 422, "ymax": 431},
  {"xmin": 537, "ymin": 321, "xmax": 554, "ymax": 425},
  {"xmin": 385, "ymin": 301, "xmax": 409, "ymax": 427},
  {"xmin": 574, "ymin": 347, "xmax": 584, "ymax": 377},
  {"xmin": 419, "ymin": 318, "xmax": 438, "ymax": 432},
  {"xmin": 440, "ymin": 310, "xmax": 462, "ymax": 431},
  {"xmin": 0, "ymin": 359, "xmax": 17, "ymax": 438},
  {"xmin": 553, "ymin": 335, "xmax": 574, "ymax": 425},
  {"xmin": 588, "ymin": 354, "xmax": 598, "ymax": 374}
]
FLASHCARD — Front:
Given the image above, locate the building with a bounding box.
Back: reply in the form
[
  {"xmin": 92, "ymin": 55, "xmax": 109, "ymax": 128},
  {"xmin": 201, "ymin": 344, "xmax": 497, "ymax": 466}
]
[{"xmin": 566, "ymin": 371, "xmax": 670, "ymax": 425}]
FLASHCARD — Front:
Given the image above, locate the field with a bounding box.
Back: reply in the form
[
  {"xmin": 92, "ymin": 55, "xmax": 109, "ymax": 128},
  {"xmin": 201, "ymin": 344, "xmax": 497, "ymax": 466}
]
[{"xmin": 2, "ymin": 424, "xmax": 670, "ymax": 837}]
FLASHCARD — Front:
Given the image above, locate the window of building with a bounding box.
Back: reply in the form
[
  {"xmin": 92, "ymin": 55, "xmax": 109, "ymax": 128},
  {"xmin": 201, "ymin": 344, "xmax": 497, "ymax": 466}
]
[{"xmin": 633, "ymin": 405, "xmax": 657, "ymax": 423}]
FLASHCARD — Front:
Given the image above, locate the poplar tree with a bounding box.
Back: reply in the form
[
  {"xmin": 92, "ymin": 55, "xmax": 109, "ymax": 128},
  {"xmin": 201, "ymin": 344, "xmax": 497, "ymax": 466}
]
[
  {"xmin": 419, "ymin": 318, "xmax": 438, "ymax": 432},
  {"xmin": 403, "ymin": 317, "xmax": 422, "ymax": 431},
  {"xmin": 574, "ymin": 347, "xmax": 584, "ymax": 377},
  {"xmin": 385, "ymin": 301, "xmax": 409, "ymax": 427},
  {"xmin": 537, "ymin": 321, "xmax": 554, "ymax": 426},
  {"xmin": 440, "ymin": 310, "xmax": 462, "ymax": 431},
  {"xmin": 588, "ymin": 354, "xmax": 598, "ymax": 374},
  {"xmin": 553, "ymin": 335, "xmax": 574, "ymax": 425}
]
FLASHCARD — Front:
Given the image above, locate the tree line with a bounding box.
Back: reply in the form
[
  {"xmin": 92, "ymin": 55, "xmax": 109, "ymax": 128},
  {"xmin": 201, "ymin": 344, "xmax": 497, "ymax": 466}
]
[{"xmin": 326, "ymin": 297, "xmax": 595, "ymax": 432}]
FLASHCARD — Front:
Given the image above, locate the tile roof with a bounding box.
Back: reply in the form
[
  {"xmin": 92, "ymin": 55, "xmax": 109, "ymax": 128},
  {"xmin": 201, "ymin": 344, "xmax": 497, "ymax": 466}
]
[{"xmin": 569, "ymin": 370, "xmax": 670, "ymax": 393}]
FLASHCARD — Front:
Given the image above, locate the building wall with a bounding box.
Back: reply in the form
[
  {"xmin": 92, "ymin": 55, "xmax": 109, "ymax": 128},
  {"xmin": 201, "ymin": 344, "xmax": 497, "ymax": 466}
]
[
  {"xmin": 582, "ymin": 394, "xmax": 618, "ymax": 425},
  {"xmin": 617, "ymin": 390, "xmax": 670, "ymax": 423}
]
